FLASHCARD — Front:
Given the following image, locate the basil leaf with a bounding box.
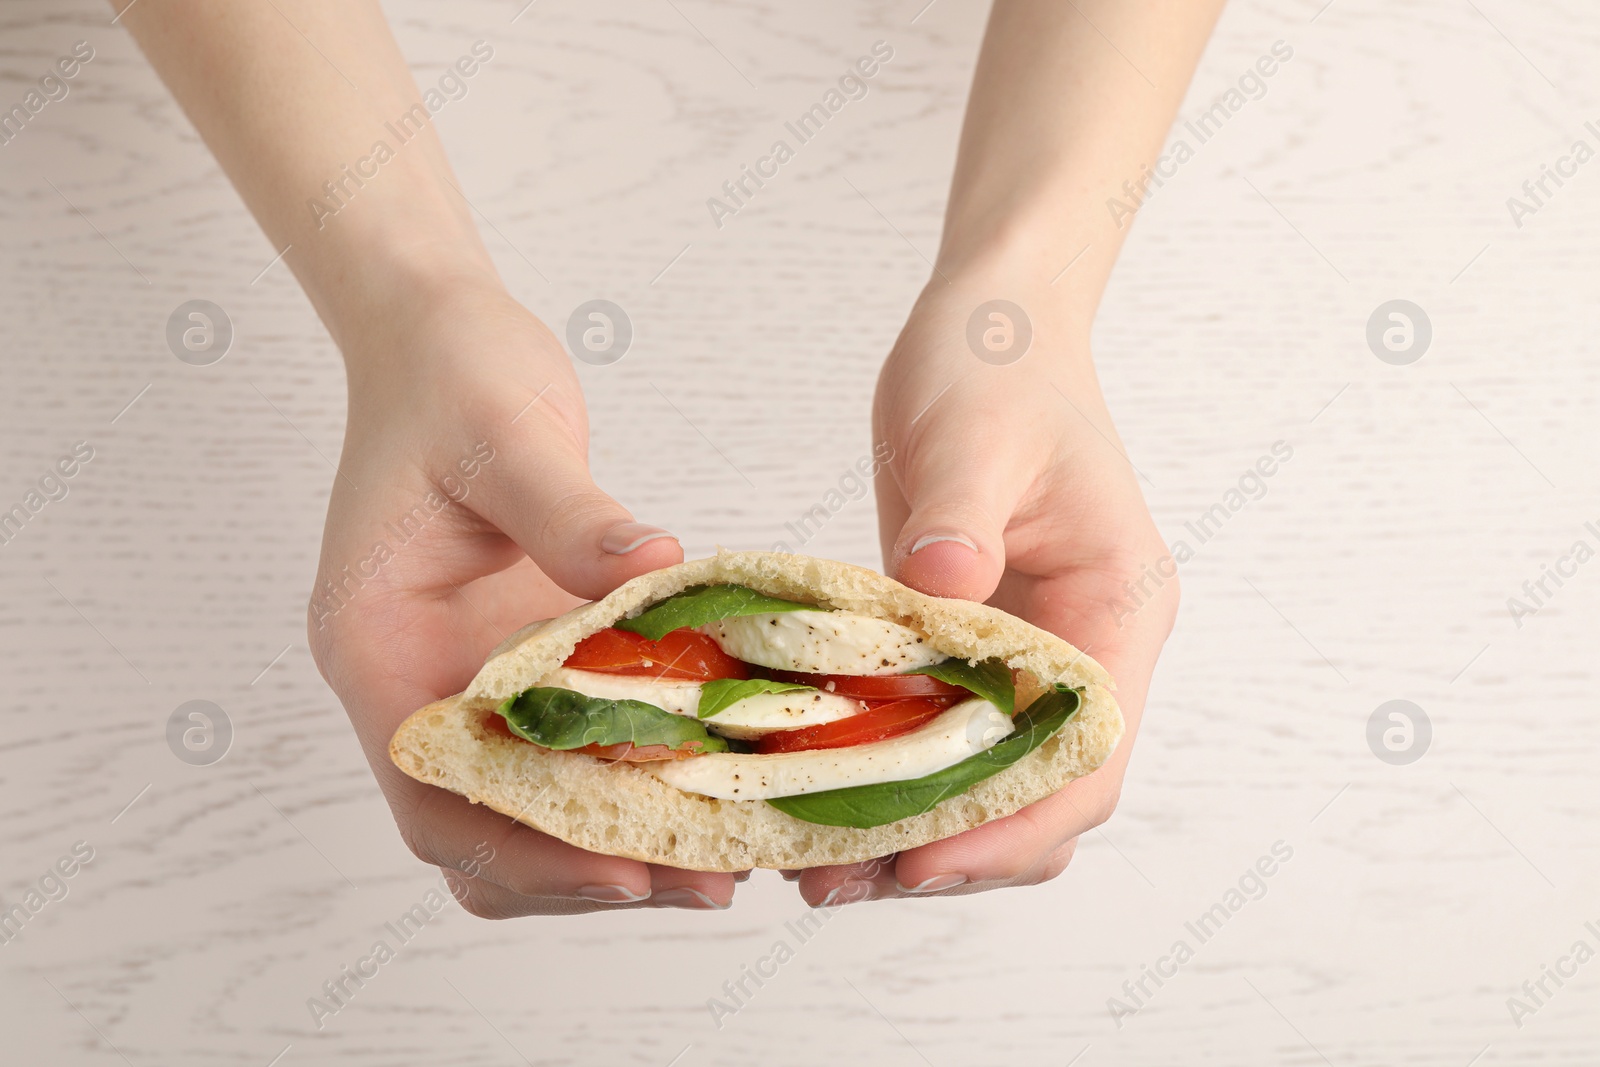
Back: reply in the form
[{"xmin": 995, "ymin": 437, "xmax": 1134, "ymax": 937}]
[
  {"xmin": 697, "ymin": 677, "xmax": 816, "ymax": 719},
  {"xmin": 613, "ymin": 584, "xmax": 814, "ymax": 641},
  {"xmin": 907, "ymin": 658, "xmax": 1015, "ymax": 715},
  {"xmin": 497, "ymin": 687, "xmax": 729, "ymax": 754},
  {"xmin": 764, "ymin": 686, "xmax": 1081, "ymax": 828}
]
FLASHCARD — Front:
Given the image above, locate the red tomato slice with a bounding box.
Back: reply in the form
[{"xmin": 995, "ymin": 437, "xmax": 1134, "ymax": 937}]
[
  {"xmin": 754, "ymin": 697, "xmax": 955, "ymax": 754},
  {"xmin": 564, "ymin": 628, "xmax": 750, "ymax": 682},
  {"xmin": 572, "ymin": 741, "xmax": 703, "ymax": 762},
  {"xmin": 767, "ymin": 668, "xmax": 968, "ymax": 701}
]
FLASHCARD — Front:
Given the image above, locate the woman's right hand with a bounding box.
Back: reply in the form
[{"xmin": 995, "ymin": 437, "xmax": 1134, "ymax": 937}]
[
  {"xmin": 111, "ymin": 0, "xmax": 743, "ymax": 914},
  {"xmin": 307, "ymin": 281, "xmax": 742, "ymax": 915}
]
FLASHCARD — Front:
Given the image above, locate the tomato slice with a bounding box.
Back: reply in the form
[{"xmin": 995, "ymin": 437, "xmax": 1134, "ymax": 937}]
[
  {"xmin": 754, "ymin": 696, "xmax": 954, "ymax": 754},
  {"xmin": 563, "ymin": 627, "xmax": 750, "ymax": 682},
  {"xmin": 767, "ymin": 668, "xmax": 968, "ymax": 701},
  {"xmin": 571, "ymin": 741, "xmax": 702, "ymax": 762}
]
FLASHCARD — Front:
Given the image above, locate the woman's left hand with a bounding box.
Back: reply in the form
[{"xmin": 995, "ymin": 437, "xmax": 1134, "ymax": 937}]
[{"xmin": 793, "ymin": 270, "xmax": 1179, "ymax": 905}]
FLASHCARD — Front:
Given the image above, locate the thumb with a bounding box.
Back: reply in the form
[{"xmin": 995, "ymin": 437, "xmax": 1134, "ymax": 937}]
[
  {"xmin": 469, "ymin": 433, "xmax": 683, "ymax": 601},
  {"xmin": 885, "ymin": 434, "xmax": 1030, "ymax": 603}
]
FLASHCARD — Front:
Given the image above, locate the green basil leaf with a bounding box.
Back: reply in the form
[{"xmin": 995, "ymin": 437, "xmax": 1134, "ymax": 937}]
[
  {"xmin": 613, "ymin": 584, "xmax": 814, "ymax": 641},
  {"xmin": 907, "ymin": 658, "xmax": 1015, "ymax": 715},
  {"xmin": 764, "ymin": 685, "xmax": 1081, "ymax": 828},
  {"xmin": 697, "ymin": 677, "xmax": 816, "ymax": 719},
  {"xmin": 496, "ymin": 687, "xmax": 729, "ymax": 754}
]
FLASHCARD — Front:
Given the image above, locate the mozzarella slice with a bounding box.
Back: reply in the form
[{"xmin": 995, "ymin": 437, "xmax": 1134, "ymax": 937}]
[
  {"xmin": 647, "ymin": 698, "xmax": 1013, "ymax": 800},
  {"xmin": 699, "ymin": 609, "xmax": 946, "ymax": 676},
  {"xmin": 533, "ymin": 668, "xmax": 866, "ymax": 739},
  {"xmin": 536, "ymin": 668, "xmax": 700, "ymax": 716},
  {"xmin": 694, "ymin": 688, "xmax": 867, "ymax": 740}
]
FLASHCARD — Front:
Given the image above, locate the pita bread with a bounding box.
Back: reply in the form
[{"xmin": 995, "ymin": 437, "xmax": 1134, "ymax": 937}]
[{"xmin": 389, "ymin": 550, "xmax": 1122, "ymax": 871}]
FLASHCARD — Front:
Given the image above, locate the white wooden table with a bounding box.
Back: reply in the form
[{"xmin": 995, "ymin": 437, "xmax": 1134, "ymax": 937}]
[{"xmin": 2, "ymin": 0, "xmax": 1596, "ymax": 1063}]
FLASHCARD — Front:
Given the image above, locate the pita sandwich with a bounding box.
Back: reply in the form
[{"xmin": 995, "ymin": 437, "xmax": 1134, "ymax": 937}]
[{"xmin": 389, "ymin": 550, "xmax": 1121, "ymax": 872}]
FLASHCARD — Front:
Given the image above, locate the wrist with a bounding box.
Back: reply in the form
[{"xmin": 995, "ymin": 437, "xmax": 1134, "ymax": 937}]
[
  {"xmin": 910, "ymin": 243, "xmax": 1096, "ymax": 364},
  {"xmin": 333, "ymin": 273, "xmax": 576, "ymax": 425},
  {"xmin": 932, "ymin": 198, "xmax": 1113, "ymax": 328},
  {"xmin": 286, "ymin": 167, "xmax": 506, "ymax": 362},
  {"xmin": 312, "ymin": 242, "xmax": 506, "ymax": 367}
]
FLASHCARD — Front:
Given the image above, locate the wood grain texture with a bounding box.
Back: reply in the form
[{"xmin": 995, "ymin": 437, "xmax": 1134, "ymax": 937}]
[{"xmin": 1, "ymin": 0, "xmax": 1597, "ymax": 1063}]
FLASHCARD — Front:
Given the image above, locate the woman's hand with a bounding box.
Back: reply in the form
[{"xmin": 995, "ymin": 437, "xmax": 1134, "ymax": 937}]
[
  {"xmin": 114, "ymin": 0, "xmax": 751, "ymax": 915},
  {"xmin": 785, "ymin": 0, "xmax": 1224, "ymax": 905},
  {"xmin": 793, "ymin": 269, "xmax": 1179, "ymax": 905},
  {"xmin": 111, "ymin": 0, "xmax": 736, "ymax": 916},
  {"xmin": 306, "ymin": 282, "xmax": 743, "ymax": 915}
]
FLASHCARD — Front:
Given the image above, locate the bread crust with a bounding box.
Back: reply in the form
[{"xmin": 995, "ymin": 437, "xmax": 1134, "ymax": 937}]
[{"xmin": 388, "ymin": 550, "xmax": 1122, "ymax": 871}]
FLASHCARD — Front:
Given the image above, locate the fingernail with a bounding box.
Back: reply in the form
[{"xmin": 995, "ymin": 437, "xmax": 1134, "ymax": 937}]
[
  {"xmin": 820, "ymin": 882, "xmax": 875, "ymax": 908},
  {"xmin": 780, "ymin": 869, "xmax": 802, "ymax": 882},
  {"xmin": 576, "ymin": 884, "xmax": 651, "ymax": 903},
  {"xmin": 601, "ymin": 522, "xmax": 676, "ymax": 555},
  {"xmin": 897, "ymin": 873, "xmax": 968, "ymax": 894},
  {"xmin": 653, "ymin": 888, "xmax": 729, "ymax": 911},
  {"xmin": 910, "ymin": 533, "xmax": 977, "ymax": 554}
]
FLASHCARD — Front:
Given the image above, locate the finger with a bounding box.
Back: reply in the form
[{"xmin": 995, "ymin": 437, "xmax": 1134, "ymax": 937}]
[
  {"xmin": 445, "ymin": 868, "xmax": 658, "ymax": 918},
  {"xmin": 444, "ymin": 557, "xmax": 587, "ymax": 650},
  {"xmin": 889, "ymin": 837, "xmax": 1083, "ymax": 901},
  {"xmin": 872, "ymin": 459, "xmax": 911, "ymax": 566},
  {"xmin": 882, "ymin": 424, "xmax": 1038, "ymax": 602},
  {"xmin": 398, "ymin": 777, "xmax": 654, "ymax": 903},
  {"xmin": 646, "ymin": 864, "xmax": 738, "ymax": 911},
  {"xmin": 914, "ymin": 562, "xmax": 1166, "ymax": 892},
  {"xmin": 889, "ymin": 771, "xmax": 1117, "ymax": 890},
  {"xmin": 1036, "ymin": 837, "xmax": 1080, "ymax": 882},
  {"xmin": 795, "ymin": 855, "xmax": 900, "ymax": 908},
  {"xmin": 469, "ymin": 422, "xmax": 683, "ymax": 601},
  {"xmin": 447, "ymin": 868, "xmax": 547, "ymax": 919}
]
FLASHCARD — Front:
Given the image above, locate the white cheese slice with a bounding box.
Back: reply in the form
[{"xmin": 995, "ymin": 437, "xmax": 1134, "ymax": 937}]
[
  {"xmin": 647, "ymin": 698, "xmax": 1013, "ymax": 800},
  {"xmin": 536, "ymin": 668, "xmax": 700, "ymax": 716},
  {"xmin": 695, "ymin": 688, "xmax": 867, "ymax": 740},
  {"xmin": 699, "ymin": 609, "xmax": 947, "ymax": 676},
  {"xmin": 533, "ymin": 668, "xmax": 866, "ymax": 739}
]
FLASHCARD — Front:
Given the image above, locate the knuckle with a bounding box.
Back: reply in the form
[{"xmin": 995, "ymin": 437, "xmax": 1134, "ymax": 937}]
[
  {"xmin": 454, "ymin": 887, "xmax": 512, "ymax": 921},
  {"xmin": 532, "ymin": 488, "xmax": 618, "ymax": 547},
  {"xmin": 304, "ymin": 589, "xmax": 342, "ymax": 667},
  {"xmin": 1102, "ymin": 540, "xmax": 1181, "ymax": 630},
  {"xmin": 1154, "ymin": 582, "xmax": 1181, "ymax": 637},
  {"xmin": 1059, "ymin": 775, "xmax": 1122, "ymax": 834},
  {"xmin": 986, "ymin": 850, "xmax": 1042, "ymax": 884},
  {"xmin": 439, "ymin": 868, "xmax": 473, "ymax": 904},
  {"xmin": 1040, "ymin": 842, "xmax": 1079, "ymax": 882},
  {"xmin": 1090, "ymin": 783, "xmax": 1123, "ymax": 828},
  {"xmin": 393, "ymin": 790, "xmax": 448, "ymax": 868},
  {"xmin": 492, "ymin": 388, "xmax": 587, "ymax": 459},
  {"xmin": 440, "ymin": 867, "xmax": 524, "ymax": 921},
  {"xmin": 304, "ymin": 569, "xmax": 408, "ymax": 669},
  {"xmin": 1078, "ymin": 794, "xmax": 1119, "ymax": 834},
  {"xmin": 397, "ymin": 821, "xmax": 437, "ymax": 867},
  {"xmin": 478, "ymin": 864, "xmax": 542, "ymax": 900}
]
